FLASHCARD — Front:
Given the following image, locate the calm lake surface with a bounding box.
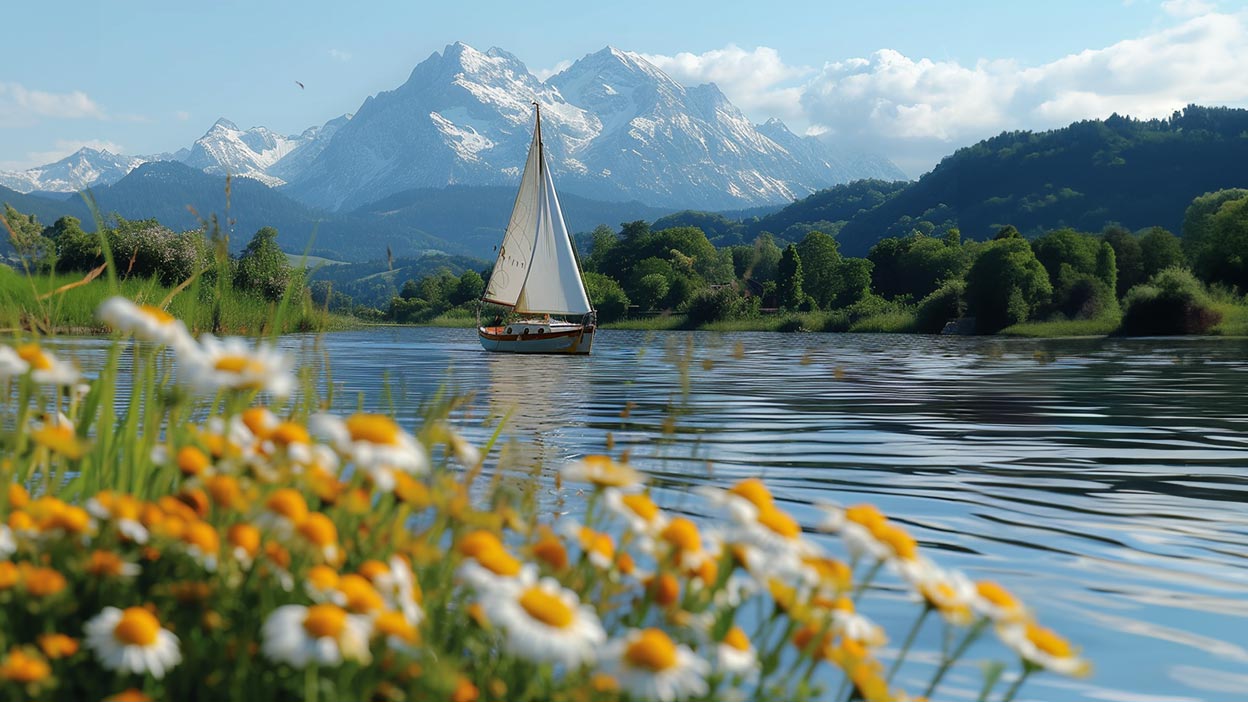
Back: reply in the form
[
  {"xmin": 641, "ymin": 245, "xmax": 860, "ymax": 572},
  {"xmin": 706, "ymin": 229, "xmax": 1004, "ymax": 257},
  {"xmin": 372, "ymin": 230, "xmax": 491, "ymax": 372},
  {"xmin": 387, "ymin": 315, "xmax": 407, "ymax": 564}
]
[
  {"xmin": 66, "ymin": 327, "xmax": 1248, "ymax": 701},
  {"xmin": 281, "ymin": 327, "xmax": 1248, "ymax": 702}
]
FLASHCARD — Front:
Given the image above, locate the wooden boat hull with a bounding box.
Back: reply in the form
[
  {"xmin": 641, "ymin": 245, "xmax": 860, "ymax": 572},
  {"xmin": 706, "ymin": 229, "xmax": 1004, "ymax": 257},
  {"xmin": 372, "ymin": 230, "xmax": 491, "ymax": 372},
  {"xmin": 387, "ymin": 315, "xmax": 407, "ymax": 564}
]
[{"xmin": 478, "ymin": 323, "xmax": 595, "ymax": 354}]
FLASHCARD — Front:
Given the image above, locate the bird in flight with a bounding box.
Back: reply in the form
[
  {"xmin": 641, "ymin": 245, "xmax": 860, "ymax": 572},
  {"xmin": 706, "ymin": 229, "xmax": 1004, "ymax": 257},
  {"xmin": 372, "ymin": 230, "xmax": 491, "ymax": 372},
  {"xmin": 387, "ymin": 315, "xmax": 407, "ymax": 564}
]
[{"xmin": 295, "ymin": 80, "xmax": 305, "ymax": 90}]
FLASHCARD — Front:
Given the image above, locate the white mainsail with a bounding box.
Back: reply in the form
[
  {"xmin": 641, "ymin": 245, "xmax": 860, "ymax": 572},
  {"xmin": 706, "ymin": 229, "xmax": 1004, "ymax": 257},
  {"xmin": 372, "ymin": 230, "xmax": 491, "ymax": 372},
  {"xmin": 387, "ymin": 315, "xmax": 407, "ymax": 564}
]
[
  {"xmin": 484, "ymin": 106, "xmax": 592, "ymax": 316},
  {"xmin": 481, "ymin": 124, "xmax": 543, "ymax": 308}
]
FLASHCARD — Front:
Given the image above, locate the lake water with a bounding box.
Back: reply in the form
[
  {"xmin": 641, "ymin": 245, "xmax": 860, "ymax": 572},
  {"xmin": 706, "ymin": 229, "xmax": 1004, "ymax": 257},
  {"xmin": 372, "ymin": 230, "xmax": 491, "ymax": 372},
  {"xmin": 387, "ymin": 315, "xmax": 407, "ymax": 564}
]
[
  {"xmin": 287, "ymin": 327, "xmax": 1248, "ymax": 702},
  {"xmin": 57, "ymin": 327, "xmax": 1248, "ymax": 701}
]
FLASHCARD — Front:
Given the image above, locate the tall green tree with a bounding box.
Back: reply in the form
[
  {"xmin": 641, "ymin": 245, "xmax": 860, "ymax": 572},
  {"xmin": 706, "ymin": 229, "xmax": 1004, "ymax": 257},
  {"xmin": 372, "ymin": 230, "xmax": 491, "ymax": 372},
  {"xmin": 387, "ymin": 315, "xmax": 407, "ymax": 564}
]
[
  {"xmin": 235, "ymin": 226, "xmax": 293, "ymax": 301},
  {"xmin": 796, "ymin": 231, "xmax": 841, "ymax": 309},
  {"xmin": 1101, "ymin": 225, "xmax": 1143, "ymax": 298},
  {"xmin": 1182, "ymin": 189, "xmax": 1248, "ymax": 263},
  {"xmin": 965, "ymin": 237, "xmax": 1052, "ymax": 333},
  {"xmin": 776, "ymin": 244, "xmax": 806, "ymax": 310},
  {"xmin": 1138, "ymin": 227, "xmax": 1185, "ymax": 279},
  {"xmin": 1199, "ymin": 195, "xmax": 1248, "ymax": 290}
]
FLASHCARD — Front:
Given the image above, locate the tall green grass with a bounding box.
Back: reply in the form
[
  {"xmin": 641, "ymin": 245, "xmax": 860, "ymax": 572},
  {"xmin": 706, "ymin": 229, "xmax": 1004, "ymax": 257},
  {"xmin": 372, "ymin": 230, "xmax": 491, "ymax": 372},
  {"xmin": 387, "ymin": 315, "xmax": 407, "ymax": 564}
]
[
  {"xmin": 0, "ymin": 264, "xmax": 350, "ymax": 336},
  {"xmin": 1000, "ymin": 316, "xmax": 1121, "ymax": 338}
]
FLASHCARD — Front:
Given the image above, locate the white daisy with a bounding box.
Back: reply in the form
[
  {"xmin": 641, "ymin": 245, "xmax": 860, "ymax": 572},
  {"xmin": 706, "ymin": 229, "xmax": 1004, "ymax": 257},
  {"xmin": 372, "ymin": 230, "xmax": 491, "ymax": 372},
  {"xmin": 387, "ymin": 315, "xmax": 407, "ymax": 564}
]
[
  {"xmin": 0, "ymin": 524, "xmax": 15, "ymax": 559},
  {"xmin": 599, "ymin": 628, "xmax": 710, "ymax": 702},
  {"xmin": 996, "ymin": 621, "xmax": 1091, "ymax": 677},
  {"xmin": 905, "ymin": 561, "xmax": 978, "ymax": 626},
  {"xmin": 972, "ymin": 580, "xmax": 1029, "ymax": 624},
  {"xmin": 481, "ymin": 576, "xmax": 605, "ymax": 668},
  {"xmin": 696, "ymin": 478, "xmax": 775, "ymax": 524},
  {"xmin": 361, "ymin": 556, "xmax": 424, "ymax": 627},
  {"xmin": 84, "ymin": 606, "xmax": 182, "ymax": 679},
  {"xmin": 182, "ymin": 335, "xmax": 295, "ymax": 398},
  {"xmin": 310, "ymin": 413, "xmax": 427, "ymax": 491},
  {"xmin": 604, "ymin": 488, "xmax": 668, "ymax": 535},
  {"xmin": 0, "ymin": 343, "xmax": 80, "ymax": 386},
  {"xmin": 97, "ymin": 297, "xmax": 195, "ymax": 353},
  {"xmin": 715, "ymin": 626, "xmax": 758, "ymax": 679},
  {"xmin": 560, "ymin": 454, "xmax": 645, "ymax": 490},
  {"xmin": 261, "ymin": 604, "xmax": 372, "ymax": 668}
]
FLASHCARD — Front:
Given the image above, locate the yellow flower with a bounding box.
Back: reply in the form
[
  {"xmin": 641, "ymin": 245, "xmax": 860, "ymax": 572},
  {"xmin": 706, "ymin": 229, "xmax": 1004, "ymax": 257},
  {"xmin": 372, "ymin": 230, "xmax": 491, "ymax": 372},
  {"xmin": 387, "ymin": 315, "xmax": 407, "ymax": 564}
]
[
  {"xmin": 176, "ymin": 446, "xmax": 212, "ymax": 477},
  {"xmin": 973, "ymin": 580, "xmax": 1028, "ymax": 623},
  {"xmin": 480, "ymin": 576, "xmax": 605, "ymax": 668},
  {"xmin": 296, "ymin": 512, "xmax": 340, "ymax": 563},
  {"xmin": 0, "ymin": 646, "xmax": 51, "ymax": 684},
  {"xmin": 86, "ymin": 550, "xmax": 141, "ymax": 579},
  {"xmin": 31, "ymin": 417, "xmax": 88, "ymax": 459},
  {"xmin": 0, "ymin": 343, "xmax": 80, "ymax": 385},
  {"xmin": 261, "ymin": 603, "xmax": 371, "ymax": 668},
  {"xmin": 97, "ymin": 297, "xmax": 195, "ymax": 351},
  {"xmin": 600, "ymin": 628, "xmax": 710, "ymax": 701},
  {"xmin": 103, "ymin": 688, "xmax": 154, "ymax": 701},
  {"xmin": 227, "ymin": 523, "xmax": 261, "ymax": 565},
  {"xmin": 84, "ymin": 607, "xmax": 182, "ymax": 679},
  {"xmin": 561, "ymin": 454, "xmax": 644, "ymax": 489},
  {"xmin": 21, "ymin": 563, "xmax": 68, "ymax": 597},
  {"xmin": 998, "ymin": 621, "xmax": 1092, "ymax": 677},
  {"xmin": 36, "ymin": 633, "xmax": 78, "ymax": 659}
]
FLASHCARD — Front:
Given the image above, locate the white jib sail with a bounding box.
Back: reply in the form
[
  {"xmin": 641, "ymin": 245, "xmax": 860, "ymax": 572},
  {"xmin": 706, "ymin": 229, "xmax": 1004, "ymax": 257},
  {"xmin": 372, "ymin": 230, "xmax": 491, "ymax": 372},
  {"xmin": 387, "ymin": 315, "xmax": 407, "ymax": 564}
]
[
  {"xmin": 513, "ymin": 139, "xmax": 592, "ymax": 316},
  {"xmin": 481, "ymin": 125, "xmax": 543, "ymax": 307}
]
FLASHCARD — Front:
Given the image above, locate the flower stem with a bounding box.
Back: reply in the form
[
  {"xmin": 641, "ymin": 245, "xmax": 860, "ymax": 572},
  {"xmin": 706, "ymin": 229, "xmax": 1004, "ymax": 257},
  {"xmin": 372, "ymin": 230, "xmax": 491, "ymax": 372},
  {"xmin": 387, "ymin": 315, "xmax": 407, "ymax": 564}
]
[
  {"xmin": 999, "ymin": 665, "xmax": 1034, "ymax": 702},
  {"xmin": 888, "ymin": 605, "xmax": 931, "ymax": 682},
  {"xmin": 924, "ymin": 617, "xmax": 988, "ymax": 698},
  {"xmin": 852, "ymin": 560, "xmax": 884, "ymax": 602}
]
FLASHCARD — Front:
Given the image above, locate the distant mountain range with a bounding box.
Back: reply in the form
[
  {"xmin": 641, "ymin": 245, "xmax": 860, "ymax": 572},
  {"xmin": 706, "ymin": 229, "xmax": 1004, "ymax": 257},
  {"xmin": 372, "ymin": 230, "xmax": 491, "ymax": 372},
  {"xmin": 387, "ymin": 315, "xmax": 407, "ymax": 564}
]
[
  {"xmin": 0, "ymin": 41, "xmax": 903, "ymax": 215},
  {"xmin": 0, "ymin": 161, "xmax": 682, "ymax": 262},
  {"xmin": 654, "ymin": 105, "xmax": 1248, "ymax": 257}
]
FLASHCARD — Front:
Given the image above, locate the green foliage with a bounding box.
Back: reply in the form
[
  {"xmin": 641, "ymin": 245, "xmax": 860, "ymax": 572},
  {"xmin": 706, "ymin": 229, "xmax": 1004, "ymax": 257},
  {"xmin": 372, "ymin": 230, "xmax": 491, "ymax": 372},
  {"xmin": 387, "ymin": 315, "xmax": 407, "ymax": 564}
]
[
  {"xmin": 837, "ymin": 106, "xmax": 1248, "ymax": 256},
  {"xmin": 451, "ymin": 269, "xmax": 485, "ymax": 306},
  {"xmin": 730, "ymin": 234, "xmax": 782, "ymax": 283},
  {"xmin": 1182, "ymin": 188, "xmax": 1248, "ymax": 263},
  {"xmin": 2, "ymin": 204, "xmax": 54, "ymax": 266},
  {"xmin": 1189, "ymin": 191, "xmax": 1248, "ymax": 291},
  {"xmin": 796, "ymin": 231, "xmax": 841, "ymax": 308},
  {"xmin": 234, "ymin": 227, "xmax": 294, "ymax": 301},
  {"xmin": 747, "ymin": 179, "xmax": 909, "ymax": 242},
  {"xmin": 685, "ymin": 286, "xmax": 747, "ymax": 325},
  {"xmin": 1095, "ymin": 241, "xmax": 1117, "ymax": 297},
  {"xmin": 583, "ymin": 271, "xmax": 629, "ymax": 323},
  {"xmin": 869, "ymin": 233, "xmax": 968, "ymax": 301},
  {"xmin": 1101, "ymin": 225, "xmax": 1143, "ymax": 298},
  {"xmin": 1120, "ymin": 267, "xmax": 1222, "ymax": 335},
  {"xmin": 583, "ymin": 224, "xmax": 618, "ymax": 274},
  {"xmin": 965, "ymin": 237, "xmax": 1053, "ymax": 334},
  {"xmin": 915, "ymin": 279, "xmax": 967, "ymax": 333},
  {"xmin": 634, "ymin": 273, "xmax": 670, "ymax": 311},
  {"xmin": 776, "ymin": 244, "xmax": 806, "ymax": 310},
  {"xmin": 1138, "ymin": 227, "xmax": 1184, "ymax": 279}
]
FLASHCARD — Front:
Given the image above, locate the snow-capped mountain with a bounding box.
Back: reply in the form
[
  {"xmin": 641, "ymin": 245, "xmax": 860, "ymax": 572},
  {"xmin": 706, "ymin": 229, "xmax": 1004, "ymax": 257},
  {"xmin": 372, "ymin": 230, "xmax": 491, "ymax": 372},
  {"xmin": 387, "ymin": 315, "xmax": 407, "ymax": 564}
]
[
  {"xmin": 1, "ymin": 42, "xmax": 904, "ymax": 211},
  {"xmin": 286, "ymin": 42, "xmax": 905, "ymax": 211},
  {"xmin": 0, "ymin": 148, "xmax": 146, "ymax": 193},
  {"xmin": 180, "ymin": 119, "xmax": 307, "ymax": 187}
]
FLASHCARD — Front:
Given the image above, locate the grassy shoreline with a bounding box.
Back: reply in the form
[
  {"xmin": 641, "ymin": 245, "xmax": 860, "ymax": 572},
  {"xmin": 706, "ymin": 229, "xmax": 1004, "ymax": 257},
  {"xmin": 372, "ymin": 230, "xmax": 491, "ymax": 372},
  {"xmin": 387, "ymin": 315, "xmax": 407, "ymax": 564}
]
[{"xmin": 0, "ymin": 266, "xmax": 355, "ymax": 336}]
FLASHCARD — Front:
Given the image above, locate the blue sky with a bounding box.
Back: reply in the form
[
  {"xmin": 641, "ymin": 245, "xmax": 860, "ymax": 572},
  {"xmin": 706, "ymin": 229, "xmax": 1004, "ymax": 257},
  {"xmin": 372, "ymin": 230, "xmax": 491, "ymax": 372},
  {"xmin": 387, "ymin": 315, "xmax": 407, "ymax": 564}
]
[{"xmin": 2, "ymin": 0, "xmax": 1245, "ymax": 174}]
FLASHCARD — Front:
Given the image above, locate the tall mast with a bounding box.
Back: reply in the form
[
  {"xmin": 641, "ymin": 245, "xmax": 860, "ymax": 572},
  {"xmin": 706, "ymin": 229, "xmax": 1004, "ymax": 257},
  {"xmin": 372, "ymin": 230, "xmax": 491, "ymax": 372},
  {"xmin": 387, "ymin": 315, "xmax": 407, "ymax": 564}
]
[{"xmin": 533, "ymin": 101, "xmax": 543, "ymax": 170}]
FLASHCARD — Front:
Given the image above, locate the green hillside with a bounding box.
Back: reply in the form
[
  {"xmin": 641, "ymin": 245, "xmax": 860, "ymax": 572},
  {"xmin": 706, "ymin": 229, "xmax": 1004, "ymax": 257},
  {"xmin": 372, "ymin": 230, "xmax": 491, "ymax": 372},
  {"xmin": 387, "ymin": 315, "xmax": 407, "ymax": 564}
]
[{"xmin": 829, "ymin": 105, "xmax": 1248, "ymax": 254}]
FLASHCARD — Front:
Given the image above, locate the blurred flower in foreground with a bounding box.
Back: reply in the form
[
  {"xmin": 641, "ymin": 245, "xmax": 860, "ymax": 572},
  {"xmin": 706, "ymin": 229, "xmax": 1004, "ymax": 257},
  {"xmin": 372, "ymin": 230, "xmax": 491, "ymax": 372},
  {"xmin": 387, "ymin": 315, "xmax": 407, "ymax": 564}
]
[
  {"xmin": 84, "ymin": 607, "xmax": 182, "ymax": 679},
  {"xmin": 599, "ymin": 627, "xmax": 710, "ymax": 702}
]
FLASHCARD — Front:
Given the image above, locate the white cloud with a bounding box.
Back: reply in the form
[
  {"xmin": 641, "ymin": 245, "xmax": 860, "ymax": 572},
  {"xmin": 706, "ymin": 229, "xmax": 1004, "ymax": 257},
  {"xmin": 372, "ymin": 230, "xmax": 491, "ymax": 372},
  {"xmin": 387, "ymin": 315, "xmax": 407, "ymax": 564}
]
[
  {"xmin": 328, "ymin": 48, "xmax": 352, "ymax": 62},
  {"xmin": 175, "ymin": 110, "xmax": 191, "ymax": 121},
  {"xmin": 0, "ymin": 82, "xmax": 105, "ymax": 126},
  {"xmin": 800, "ymin": 10, "xmax": 1248, "ymax": 174},
  {"xmin": 1162, "ymin": 0, "xmax": 1217, "ymax": 18},
  {"xmin": 535, "ymin": 59, "xmax": 573, "ymax": 82},
  {"xmin": 0, "ymin": 139, "xmax": 126, "ymax": 171},
  {"xmin": 638, "ymin": 45, "xmax": 813, "ymax": 122}
]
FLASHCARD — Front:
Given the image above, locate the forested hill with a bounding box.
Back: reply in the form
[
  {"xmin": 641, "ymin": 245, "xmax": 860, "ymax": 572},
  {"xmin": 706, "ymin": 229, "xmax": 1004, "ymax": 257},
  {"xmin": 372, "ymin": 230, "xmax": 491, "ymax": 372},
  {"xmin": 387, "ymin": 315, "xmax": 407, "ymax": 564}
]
[{"xmin": 829, "ymin": 105, "xmax": 1248, "ymax": 254}]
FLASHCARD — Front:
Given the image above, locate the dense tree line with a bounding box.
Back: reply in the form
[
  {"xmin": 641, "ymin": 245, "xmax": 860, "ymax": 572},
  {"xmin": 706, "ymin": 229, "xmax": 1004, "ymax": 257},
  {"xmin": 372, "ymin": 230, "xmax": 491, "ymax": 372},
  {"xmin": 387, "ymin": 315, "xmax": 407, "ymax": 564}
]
[{"xmin": 381, "ymin": 186, "xmax": 1248, "ymax": 335}]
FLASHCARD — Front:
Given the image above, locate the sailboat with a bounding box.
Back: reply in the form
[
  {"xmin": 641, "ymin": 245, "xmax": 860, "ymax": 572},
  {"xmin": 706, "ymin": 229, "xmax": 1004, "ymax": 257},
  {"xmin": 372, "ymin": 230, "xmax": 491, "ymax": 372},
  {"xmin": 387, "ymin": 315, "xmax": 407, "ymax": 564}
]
[{"xmin": 478, "ymin": 103, "xmax": 596, "ymax": 354}]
